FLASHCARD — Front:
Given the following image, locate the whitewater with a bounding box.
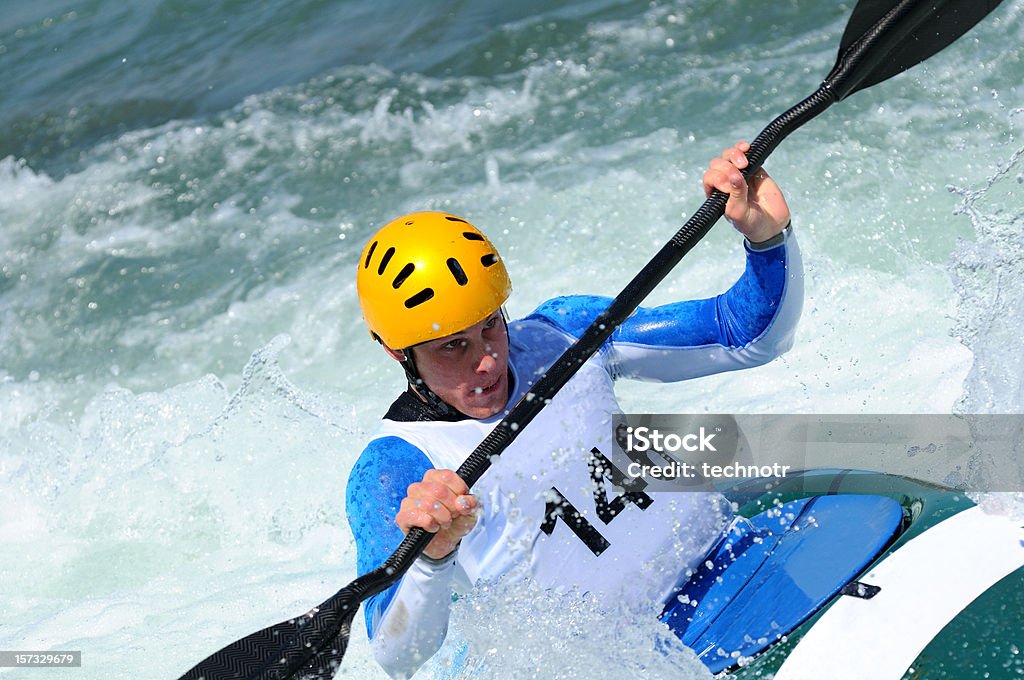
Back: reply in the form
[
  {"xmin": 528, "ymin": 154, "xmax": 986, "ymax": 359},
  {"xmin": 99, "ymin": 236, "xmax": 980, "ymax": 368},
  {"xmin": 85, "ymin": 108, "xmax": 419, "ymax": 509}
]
[{"xmin": 1, "ymin": 1, "xmax": 1022, "ymax": 677}]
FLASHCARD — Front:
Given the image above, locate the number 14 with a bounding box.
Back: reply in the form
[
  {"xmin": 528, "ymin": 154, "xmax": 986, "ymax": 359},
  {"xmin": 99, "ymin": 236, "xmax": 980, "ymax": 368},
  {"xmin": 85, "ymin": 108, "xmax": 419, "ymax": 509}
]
[{"xmin": 540, "ymin": 447, "xmax": 653, "ymax": 556}]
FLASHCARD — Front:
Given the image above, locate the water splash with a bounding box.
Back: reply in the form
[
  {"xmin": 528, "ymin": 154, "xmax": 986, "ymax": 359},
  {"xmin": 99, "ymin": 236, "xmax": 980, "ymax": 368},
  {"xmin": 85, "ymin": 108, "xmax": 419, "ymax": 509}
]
[
  {"xmin": 949, "ymin": 108, "xmax": 1024, "ymax": 414},
  {"xmin": 425, "ymin": 575, "xmax": 711, "ymax": 680},
  {"xmin": 949, "ymin": 107, "xmax": 1024, "ymax": 507},
  {"xmin": 180, "ymin": 334, "xmax": 361, "ymax": 450}
]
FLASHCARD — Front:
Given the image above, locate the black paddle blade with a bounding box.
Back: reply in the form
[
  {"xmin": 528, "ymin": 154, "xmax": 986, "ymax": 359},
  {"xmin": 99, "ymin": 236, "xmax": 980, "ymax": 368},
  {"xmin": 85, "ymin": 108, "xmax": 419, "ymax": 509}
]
[
  {"xmin": 178, "ymin": 530, "xmax": 429, "ymax": 679},
  {"xmin": 826, "ymin": 0, "xmax": 1005, "ymax": 101},
  {"xmin": 178, "ymin": 589, "xmax": 359, "ymax": 680}
]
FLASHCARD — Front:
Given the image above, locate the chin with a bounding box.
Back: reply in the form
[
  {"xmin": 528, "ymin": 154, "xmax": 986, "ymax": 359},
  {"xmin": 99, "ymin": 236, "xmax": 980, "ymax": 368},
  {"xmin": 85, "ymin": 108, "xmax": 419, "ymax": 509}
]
[
  {"xmin": 463, "ymin": 402, "xmax": 501, "ymax": 419},
  {"xmin": 456, "ymin": 394, "xmax": 505, "ymax": 419}
]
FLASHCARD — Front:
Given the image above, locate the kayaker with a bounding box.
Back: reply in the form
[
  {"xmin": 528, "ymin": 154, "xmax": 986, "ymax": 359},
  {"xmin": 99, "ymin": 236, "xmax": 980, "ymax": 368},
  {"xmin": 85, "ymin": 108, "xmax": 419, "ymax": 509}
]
[{"xmin": 346, "ymin": 141, "xmax": 801, "ymax": 677}]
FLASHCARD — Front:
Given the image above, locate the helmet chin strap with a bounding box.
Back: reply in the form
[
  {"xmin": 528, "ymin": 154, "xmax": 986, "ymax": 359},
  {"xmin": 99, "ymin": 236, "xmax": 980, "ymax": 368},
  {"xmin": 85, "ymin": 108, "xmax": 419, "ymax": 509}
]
[{"xmin": 399, "ymin": 351, "xmax": 459, "ymax": 421}]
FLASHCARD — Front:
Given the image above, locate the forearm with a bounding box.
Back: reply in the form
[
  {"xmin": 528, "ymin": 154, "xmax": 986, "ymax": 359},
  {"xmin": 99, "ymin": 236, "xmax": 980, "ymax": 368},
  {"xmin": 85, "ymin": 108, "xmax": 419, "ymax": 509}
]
[
  {"xmin": 369, "ymin": 552, "xmax": 459, "ymax": 678},
  {"xmin": 347, "ymin": 434, "xmax": 479, "ymax": 677},
  {"xmin": 609, "ymin": 226, "xmax": 803, "ymax": 381}
]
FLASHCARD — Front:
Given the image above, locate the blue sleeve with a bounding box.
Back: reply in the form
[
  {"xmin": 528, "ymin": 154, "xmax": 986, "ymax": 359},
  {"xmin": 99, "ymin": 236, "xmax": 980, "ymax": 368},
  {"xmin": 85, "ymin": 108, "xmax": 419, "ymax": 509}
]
[
  {"xmin": 615, "ymin": 238, "xmax": 788, "ymax": 347},
  {"xmin": 345, "ymin": 435, "xmax": 435, "ymax": 637},
  {"xmin": 524, "ymin": 233, "xmax": 801, "ymax": 381}
]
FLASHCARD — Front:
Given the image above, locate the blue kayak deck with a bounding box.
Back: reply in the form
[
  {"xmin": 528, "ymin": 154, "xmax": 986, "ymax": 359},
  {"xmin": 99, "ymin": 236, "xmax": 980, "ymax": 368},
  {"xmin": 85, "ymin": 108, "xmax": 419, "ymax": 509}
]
[{"xmin": 662, "ymin": 495, "xmax": 905, "ymax": 673}]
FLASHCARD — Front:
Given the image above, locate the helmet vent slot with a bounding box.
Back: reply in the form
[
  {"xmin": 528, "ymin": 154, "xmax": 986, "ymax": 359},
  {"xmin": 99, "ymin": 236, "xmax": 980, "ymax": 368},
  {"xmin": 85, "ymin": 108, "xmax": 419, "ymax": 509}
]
[
  {"xmin": 462, "ymin": 232, "xmax": 484, "ymax": 241},
  {"xmin": 392, "ymin": 263, "xmax": 415, "ymax": 289},
  {"xmin": 364, "ymin": 241, "xmax": 378, "ymax": 268},
  {"xmin": 447, "ymin": 258, "xmax": 469, "ymax": 286},
  {"xmin": 405, "ymin": 288, "xmax": 435, "ymax": 308},
  {"xmin": 446, "ymin": 216, "xmax": 468, "ymax": 224},
  {"xmin": 377, "ymin": 247, "xmax": 395, "ymax": 275},
  {"xmin": 481, "ymin": 254, "xmax": 498, "ymax": 268}
]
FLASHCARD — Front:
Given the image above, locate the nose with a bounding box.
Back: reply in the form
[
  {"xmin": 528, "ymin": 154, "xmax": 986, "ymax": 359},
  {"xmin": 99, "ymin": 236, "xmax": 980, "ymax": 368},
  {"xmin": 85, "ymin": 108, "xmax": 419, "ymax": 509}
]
[{"xmin": 476, "ymin": 344, "xmax": 498, "ymax": 373}]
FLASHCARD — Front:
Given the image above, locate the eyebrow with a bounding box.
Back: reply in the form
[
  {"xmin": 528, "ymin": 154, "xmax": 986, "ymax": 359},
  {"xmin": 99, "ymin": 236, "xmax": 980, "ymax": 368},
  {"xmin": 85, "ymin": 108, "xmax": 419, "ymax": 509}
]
[{"xmin": 426, "ymin": 313, "xmax": 502, "ymax": 347}]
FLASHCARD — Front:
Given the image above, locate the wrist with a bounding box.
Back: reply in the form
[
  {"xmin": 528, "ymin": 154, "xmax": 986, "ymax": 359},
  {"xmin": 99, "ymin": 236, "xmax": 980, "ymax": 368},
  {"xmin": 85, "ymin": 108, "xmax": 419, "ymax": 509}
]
[
  {"xmin": 419, "ymin": 547, "xmax": 458, "ymax": 566},
  {"xmin": 746, "ymin": 221, "xmax": 791, "ymax": 251},
  {"xmin": 743, "ymin": 221, "xmax": 781, "ymax": 244}
]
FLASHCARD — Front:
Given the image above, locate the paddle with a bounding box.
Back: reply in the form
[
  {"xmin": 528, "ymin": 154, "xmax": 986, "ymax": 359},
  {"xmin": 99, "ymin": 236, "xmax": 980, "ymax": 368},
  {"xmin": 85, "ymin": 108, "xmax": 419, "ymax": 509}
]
[{"xmin": 178, "ymin": 1, "xmax": 1004, "ymax": 677}]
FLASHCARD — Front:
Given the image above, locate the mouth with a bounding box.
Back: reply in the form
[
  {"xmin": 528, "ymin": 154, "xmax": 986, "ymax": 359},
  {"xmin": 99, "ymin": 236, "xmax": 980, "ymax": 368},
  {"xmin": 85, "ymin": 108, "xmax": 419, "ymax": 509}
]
[{"xmin": 471, "ymin": 374, "xmax": 503, "ymax": 398}]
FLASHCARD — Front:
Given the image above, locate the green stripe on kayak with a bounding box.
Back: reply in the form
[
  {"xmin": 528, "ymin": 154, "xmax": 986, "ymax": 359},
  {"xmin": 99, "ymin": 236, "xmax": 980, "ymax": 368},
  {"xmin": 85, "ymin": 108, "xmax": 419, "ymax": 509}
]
[{"xmin": 902, "ymin": 565, "xmax": 1024, "ymax": 680}]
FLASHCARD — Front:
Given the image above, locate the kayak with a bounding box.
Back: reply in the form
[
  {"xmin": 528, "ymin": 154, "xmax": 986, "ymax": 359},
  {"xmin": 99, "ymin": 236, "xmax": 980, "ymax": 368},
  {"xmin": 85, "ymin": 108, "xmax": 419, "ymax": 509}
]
[{"xmin": 667, "ymin": 469, "xmax": 1024, "ymax": 679}]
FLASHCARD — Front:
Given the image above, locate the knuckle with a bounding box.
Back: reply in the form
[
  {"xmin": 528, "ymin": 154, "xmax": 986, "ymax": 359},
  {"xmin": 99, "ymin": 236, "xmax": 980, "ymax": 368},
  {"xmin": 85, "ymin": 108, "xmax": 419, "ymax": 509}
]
[{"xmin": 451, "ymin": 477, "xmax": 470, "ymax": 494}]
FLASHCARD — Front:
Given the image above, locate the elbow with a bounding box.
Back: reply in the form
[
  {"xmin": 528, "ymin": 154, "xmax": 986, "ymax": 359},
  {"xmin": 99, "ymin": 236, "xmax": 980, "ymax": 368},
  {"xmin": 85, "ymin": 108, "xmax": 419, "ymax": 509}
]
[
  {"xmin": 741, "ymin": 285, "xmax": 803, "ymax": 367},
  {"xmin": 754, "ymin": 237, "xmax": 804, "ymax": 363},
  {"xmin": 757, "ymin": 334, "xmax": 793, "ymax": 365},
  {"xmin": 738, "ymin": 329, "xmax": 795, "ymax": 369},
  {"xmin": 746, "ymin": 296, "xmax": 801, "ymax": 365}
]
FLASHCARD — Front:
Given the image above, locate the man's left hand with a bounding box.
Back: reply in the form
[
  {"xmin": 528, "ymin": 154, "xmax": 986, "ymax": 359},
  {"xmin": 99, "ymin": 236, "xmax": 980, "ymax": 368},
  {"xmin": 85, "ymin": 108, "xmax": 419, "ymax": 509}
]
[{"xmin": 703, "ymin": 141, "xmax": 791, "ymax": 244}]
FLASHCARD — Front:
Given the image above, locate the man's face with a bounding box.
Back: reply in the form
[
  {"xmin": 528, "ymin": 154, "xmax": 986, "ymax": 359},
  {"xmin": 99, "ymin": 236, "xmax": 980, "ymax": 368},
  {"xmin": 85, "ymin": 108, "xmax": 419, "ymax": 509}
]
[{"xmin": 407, "ymin": 310, "xmax": 510, "ymax": 418}]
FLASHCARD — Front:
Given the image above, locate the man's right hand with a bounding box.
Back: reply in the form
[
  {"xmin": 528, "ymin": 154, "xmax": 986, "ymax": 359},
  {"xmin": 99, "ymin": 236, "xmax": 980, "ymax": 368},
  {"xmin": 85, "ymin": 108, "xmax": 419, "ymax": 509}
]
[{"xmin": 396, "ymin": 469, "xmax": 479, "ymax": 560}]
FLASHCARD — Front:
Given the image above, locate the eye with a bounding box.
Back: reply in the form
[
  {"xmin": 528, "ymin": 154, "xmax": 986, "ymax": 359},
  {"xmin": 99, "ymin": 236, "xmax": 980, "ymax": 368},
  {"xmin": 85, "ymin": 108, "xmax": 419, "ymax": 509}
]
[{"xmin": 484, "ymin": 315, "xmax": 500, "ymax": 330}]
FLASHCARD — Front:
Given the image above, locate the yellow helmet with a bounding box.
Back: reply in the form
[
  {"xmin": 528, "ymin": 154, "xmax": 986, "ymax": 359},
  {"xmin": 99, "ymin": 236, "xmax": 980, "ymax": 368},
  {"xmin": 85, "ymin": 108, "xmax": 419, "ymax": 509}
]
[{"xmin": 357, "ymin": 212, "xmax": 512, "ymax": 349}]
